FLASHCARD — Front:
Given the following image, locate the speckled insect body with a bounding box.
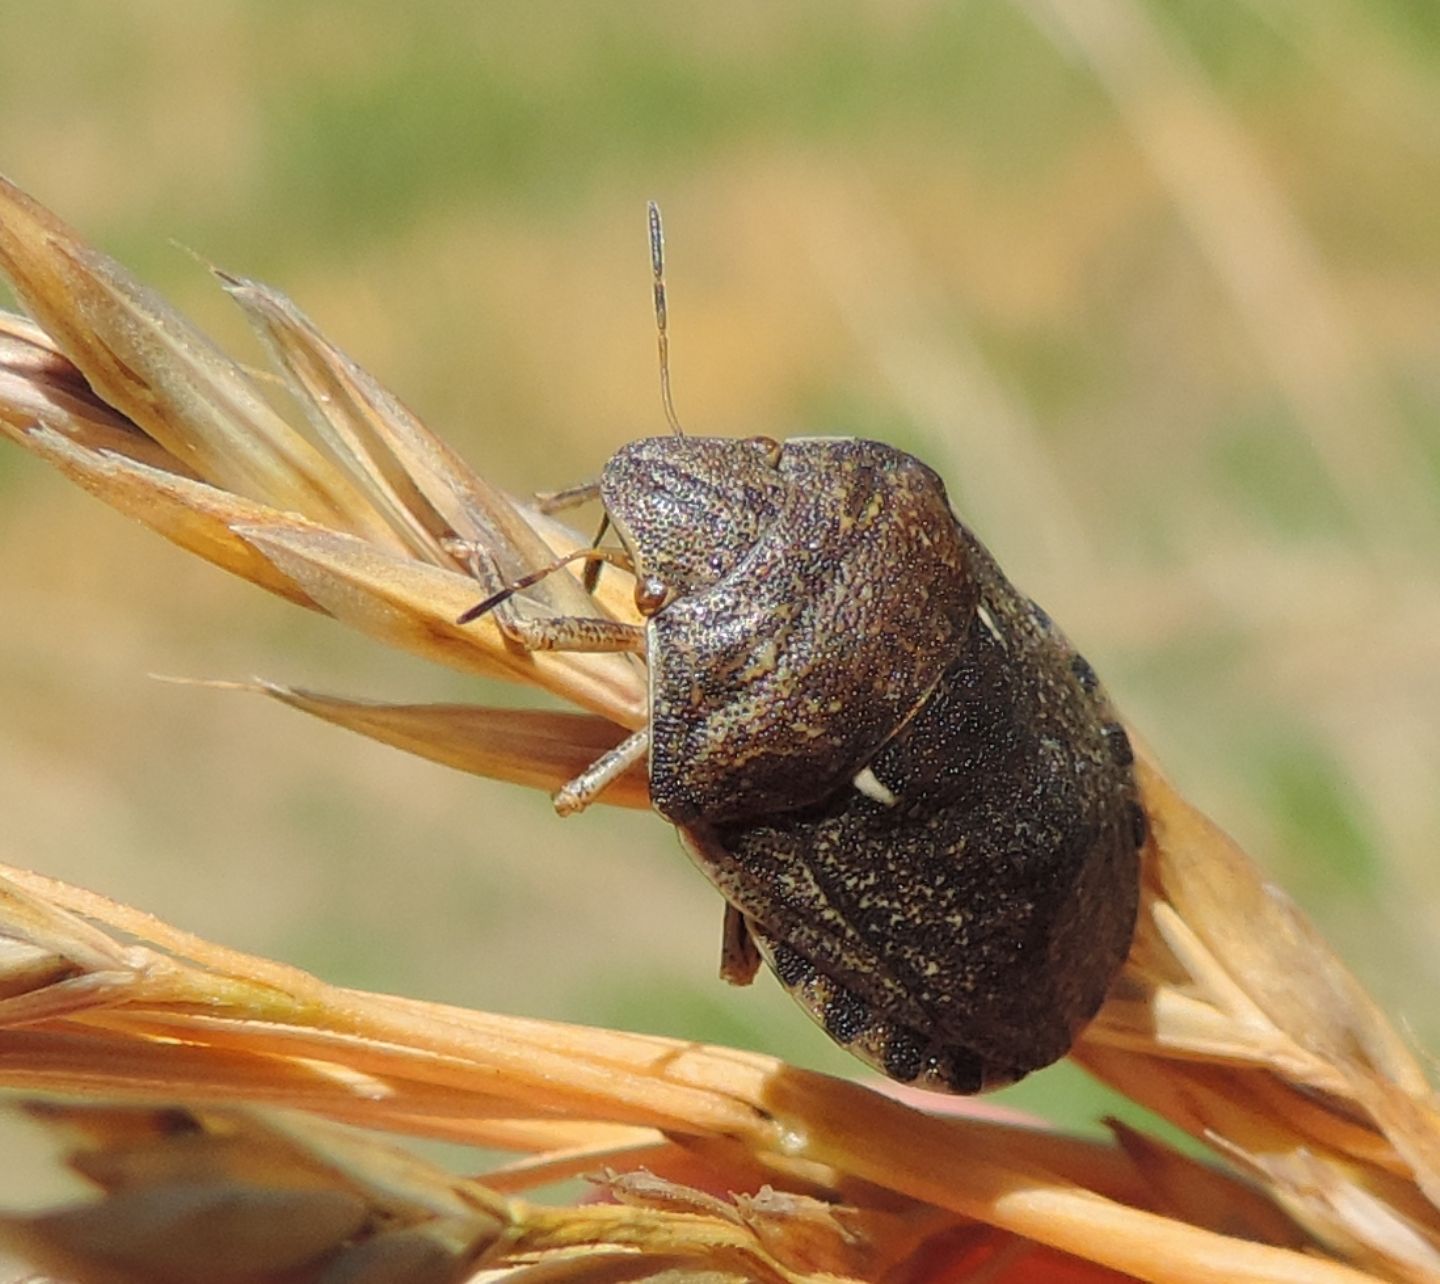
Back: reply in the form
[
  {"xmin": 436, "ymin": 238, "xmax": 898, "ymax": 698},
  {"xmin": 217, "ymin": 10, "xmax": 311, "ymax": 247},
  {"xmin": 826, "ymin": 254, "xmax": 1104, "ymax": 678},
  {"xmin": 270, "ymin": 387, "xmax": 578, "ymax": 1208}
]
[
  {"xmin": 461, "ymin": 430, "xmax": 1143, "ymax": 1092},
  {"xmin": 520, "ymin": 432, "xmax": 1145, "ymax": 1093},
  {"xmin": 605, "ymin": 436, "xmax": 977, "ymax": 824}
]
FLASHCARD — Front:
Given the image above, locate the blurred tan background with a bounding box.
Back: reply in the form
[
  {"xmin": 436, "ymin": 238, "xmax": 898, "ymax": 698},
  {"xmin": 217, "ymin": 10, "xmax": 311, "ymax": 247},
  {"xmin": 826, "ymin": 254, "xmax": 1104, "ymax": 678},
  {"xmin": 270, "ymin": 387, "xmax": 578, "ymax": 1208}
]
[{"xmin": 0, "ymin": 0, "xmax": 1437, "ymax": 1152}]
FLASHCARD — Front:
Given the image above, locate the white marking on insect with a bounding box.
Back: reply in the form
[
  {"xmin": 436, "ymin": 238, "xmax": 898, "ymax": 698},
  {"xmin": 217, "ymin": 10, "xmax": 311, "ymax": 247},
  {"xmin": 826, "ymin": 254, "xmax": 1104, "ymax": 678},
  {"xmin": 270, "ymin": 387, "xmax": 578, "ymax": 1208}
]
[
  {"xmin": 976, "ymin": 602, "xmax": 1005, "ymax": 646},
  {"xmin": 852, "ymin": 766, "xmax": 899, "ymax": 807}
]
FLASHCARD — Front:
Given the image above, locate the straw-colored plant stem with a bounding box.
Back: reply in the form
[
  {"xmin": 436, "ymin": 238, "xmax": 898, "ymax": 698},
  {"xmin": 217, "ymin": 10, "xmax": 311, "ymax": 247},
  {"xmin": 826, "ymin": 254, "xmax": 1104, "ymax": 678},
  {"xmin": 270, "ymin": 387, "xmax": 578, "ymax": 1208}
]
[{"xmin": 1, "ymin": 173, "xmax": 1437, "ymax": 1283}]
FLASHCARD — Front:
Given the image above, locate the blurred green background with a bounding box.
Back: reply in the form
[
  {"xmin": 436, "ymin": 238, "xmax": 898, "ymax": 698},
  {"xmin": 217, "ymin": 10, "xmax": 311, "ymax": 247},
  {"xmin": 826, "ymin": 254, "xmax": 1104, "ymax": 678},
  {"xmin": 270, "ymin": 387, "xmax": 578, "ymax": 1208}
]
[{"xmin": 0, "ymin": 0, "xmax": 1437, "ymax": 1162}]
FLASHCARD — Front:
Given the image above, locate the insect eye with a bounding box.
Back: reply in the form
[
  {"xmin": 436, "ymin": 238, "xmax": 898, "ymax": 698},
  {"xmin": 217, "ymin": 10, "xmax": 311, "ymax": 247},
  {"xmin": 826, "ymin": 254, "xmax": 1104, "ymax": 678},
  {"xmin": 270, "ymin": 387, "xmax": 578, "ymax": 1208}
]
[
  {"xmin": 747, "ymin": 435, "xmax": 783, "ymax": 468},
  {"xmin": 634, "ymin": 576, "xmax": 674, "ymax": 615}
]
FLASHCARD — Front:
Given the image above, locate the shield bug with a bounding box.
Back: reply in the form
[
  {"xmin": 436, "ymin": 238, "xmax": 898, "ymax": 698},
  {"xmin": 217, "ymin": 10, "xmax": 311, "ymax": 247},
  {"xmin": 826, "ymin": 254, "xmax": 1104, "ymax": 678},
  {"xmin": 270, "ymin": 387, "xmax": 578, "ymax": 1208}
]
[{"xmin": 460, "ymin": 205, "xmax": 1143, "ymax": 1092}]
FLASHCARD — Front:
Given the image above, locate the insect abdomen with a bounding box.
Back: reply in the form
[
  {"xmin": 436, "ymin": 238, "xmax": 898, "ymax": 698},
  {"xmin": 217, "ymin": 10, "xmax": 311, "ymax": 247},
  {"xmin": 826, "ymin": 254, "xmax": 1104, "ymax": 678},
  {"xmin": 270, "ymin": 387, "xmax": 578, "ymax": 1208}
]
[{"xmin": 683, "ymin": 530, "xmax": 1142, "ymax": 1091}]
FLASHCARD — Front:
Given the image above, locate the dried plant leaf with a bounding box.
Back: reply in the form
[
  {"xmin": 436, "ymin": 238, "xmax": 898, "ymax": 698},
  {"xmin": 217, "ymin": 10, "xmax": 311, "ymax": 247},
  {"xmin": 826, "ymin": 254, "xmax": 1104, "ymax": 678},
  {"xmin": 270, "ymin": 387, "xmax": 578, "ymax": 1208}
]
[
  {"xmin": 236, "ymin": 682, "xmax": 650, "ymax": 808},
  {"xmin": 219, "ymin": 272, "xmax": 473, "ymax": 567},
  {"xmin": 0, "ymin": 862, "xmax": 1389, "ymax": 1283},
  {"xmin": 0, "ymin": 314, "xmax": 191, "ymax": 475},
  {"xmin": 0, "ymin": 176, "xmax": 396, "ymax": 547},
  {"xmin": 7, "ymin": 1184, "xmax": 371, "ymax": 1283},
  {"xmin": 10, "ymin": 425, "xmax": 322, "ymax": 607},
  {"xmin": 221, "ymin": 273, "xmax": 615, "ymax": 627},
  {"xmin": 3, "ymin": 309, "xmax": 646, "ymax": 724},
  {"xmin": 1134, "ymin": 759, "xmax": 1427, "ymax": 1092},
  {"xmin": 0, "ymin": 1104, "xmax": 869, "ymax": 1284},
  {"xmin": 1069, "ymin": 755, "xmax": 1440, "ymax": 1280},
  {"xmin": 0, "ymin": 1104, "xmax": 507, "ymax": 1284},
  {"xmin": 1350, "ymin": 1080, "xmax": 1440, "ymax": 1215},
  {"xmin": 1106, "ymin": 1119, "xmax": 1311, "ymax": 1249},
  {"xmin": 233, "ymin": 524, "xmax": 645, "ymax": 725},
  {"xmin": 1249, "ymin": 1155, "xmax": 1440, "ymax": 1283},
  {"xmin": 0, "ymin": 309, "xmax": 66, "ymax": 363}
]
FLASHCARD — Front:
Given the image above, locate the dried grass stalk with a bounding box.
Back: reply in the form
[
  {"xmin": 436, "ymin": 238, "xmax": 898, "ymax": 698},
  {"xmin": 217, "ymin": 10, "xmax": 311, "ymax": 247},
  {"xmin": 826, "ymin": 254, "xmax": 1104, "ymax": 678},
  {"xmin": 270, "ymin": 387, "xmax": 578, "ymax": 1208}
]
[{"xmin": 1, "ymin": 172, "xmax": 1437, "ymax": 1282}]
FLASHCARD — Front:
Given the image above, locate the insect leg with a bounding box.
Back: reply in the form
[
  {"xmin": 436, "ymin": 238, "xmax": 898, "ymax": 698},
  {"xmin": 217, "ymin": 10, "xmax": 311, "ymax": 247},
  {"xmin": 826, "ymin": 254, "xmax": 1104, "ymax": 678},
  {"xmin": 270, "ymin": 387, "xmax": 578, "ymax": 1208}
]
[
  {"xmin": 720, "ymin": 904, "xmax": 762, "ymax": 986},
  {"xmin": 510, "ymin": 615, "xmax": 645, "ymax": 653},
  {"xmin": 534, "ymin": 480, "xmax": 602, "ymax": 513},
  {"xmin": 553, "ymin": 728, "xmax": 650, "ymax": 815},
  {"xmin": 457, "ymin": 548, "xmax": 644, "ymax": 653}
]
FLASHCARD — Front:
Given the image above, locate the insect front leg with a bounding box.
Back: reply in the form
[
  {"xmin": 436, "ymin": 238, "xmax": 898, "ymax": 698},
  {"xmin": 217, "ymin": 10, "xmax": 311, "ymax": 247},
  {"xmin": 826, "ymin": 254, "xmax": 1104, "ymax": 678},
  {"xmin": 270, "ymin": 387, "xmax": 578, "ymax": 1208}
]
[
  {"xmin": 500, "ymin": 614, "xmax": 646, "ymax": 654},
  {"xmin": 456, "ymin": 546, "xmax": 649, "ymax": 813},
  {"xmin": 457, "ymin": 547, "xmax": 645, "ymax": 654},
  {"xmin": 530, "ymin": 489, "xmax": 614, "ymax": 593}
]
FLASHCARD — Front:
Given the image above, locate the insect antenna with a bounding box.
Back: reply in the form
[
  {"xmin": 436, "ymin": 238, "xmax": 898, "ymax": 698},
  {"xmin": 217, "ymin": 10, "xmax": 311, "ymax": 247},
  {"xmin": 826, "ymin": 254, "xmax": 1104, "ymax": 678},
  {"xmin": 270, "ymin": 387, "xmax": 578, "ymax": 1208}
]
[
  {"xmin": 533, "ymin": 484, "xmax": 613, "ymax": 591},
  {"xmin": 457, "ymin": 546, "xmax": 635, "ymax": 624},
  {"xmin": 648, "ymin": 200, "xmax": 684, "ymax": 437}
]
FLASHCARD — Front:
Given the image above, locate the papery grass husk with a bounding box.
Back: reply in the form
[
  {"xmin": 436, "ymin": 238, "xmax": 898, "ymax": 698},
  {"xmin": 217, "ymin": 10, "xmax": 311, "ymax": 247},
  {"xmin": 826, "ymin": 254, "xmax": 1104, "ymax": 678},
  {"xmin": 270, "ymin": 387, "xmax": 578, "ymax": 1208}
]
[
  {"xmin": 1, "ymin": 171, "xmax": 1437, "ymax": 1283},
  {"xmin": 0, "ymin": 862, "xmax": 1385, "ymax": 1284}
]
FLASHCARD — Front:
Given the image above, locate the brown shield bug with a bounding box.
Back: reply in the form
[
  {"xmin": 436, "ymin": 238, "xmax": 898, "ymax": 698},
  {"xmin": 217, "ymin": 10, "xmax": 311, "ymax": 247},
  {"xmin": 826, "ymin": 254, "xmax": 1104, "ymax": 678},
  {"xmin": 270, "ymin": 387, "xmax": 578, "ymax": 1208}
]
[{"xmin": 460, "ymin": 205, "xmax": 1143, "ymax": 1092}]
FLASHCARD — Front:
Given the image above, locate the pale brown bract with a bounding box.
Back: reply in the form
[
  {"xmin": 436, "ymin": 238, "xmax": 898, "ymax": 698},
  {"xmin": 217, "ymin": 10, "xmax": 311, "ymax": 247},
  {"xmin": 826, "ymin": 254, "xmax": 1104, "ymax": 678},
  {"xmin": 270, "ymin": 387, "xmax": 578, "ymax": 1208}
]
[{"xmin": 1, "ymin": 174, "xmax": 1438, "ymax": 1283}]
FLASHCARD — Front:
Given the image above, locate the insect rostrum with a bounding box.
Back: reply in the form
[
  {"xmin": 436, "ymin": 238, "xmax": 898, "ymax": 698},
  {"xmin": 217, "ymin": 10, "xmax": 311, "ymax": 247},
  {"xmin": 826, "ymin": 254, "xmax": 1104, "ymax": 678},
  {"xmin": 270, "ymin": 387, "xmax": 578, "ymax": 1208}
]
[{"xmin": 497, "ymin": 434, "xmax": 1143, "ymax": 1094}]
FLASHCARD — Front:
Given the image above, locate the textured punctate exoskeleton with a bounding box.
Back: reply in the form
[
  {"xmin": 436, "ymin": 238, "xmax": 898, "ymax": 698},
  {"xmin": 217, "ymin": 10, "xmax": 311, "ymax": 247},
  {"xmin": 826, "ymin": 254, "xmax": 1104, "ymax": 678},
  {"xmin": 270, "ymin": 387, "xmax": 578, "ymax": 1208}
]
[{"xmin": 469, "ymin": 434, "xmax": 1144, "ymax": 1091}]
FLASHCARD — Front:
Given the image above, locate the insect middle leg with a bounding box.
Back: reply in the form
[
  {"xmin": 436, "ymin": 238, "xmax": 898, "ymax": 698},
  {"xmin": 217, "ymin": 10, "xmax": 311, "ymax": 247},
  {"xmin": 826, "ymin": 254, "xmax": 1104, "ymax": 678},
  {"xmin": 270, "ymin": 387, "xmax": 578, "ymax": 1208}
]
[
  {"xmin": 534, "ymin": 480, "xmax": 602, "ymax": 513},
  {"xmin": 720, "ymin": 903, "xmax": 762, "ymax": 986}
]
